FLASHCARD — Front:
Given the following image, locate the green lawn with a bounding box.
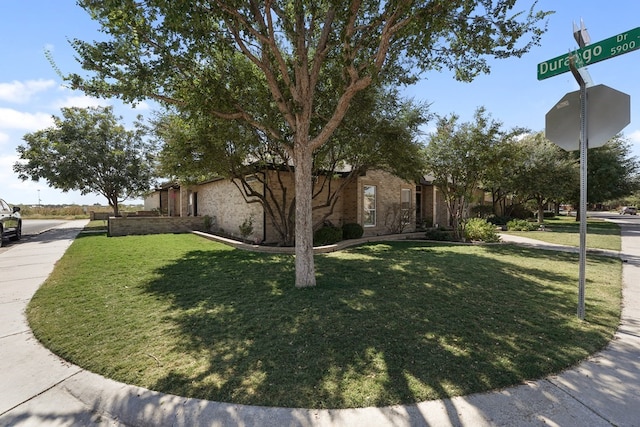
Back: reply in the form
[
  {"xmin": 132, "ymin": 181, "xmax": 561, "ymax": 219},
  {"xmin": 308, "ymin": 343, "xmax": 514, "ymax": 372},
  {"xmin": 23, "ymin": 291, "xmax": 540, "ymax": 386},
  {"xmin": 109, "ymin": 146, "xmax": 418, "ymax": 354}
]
[
  {"xmin": 27, "ymin": 233, "xmax": 622, "ymax": 409},
  {"xmin": 503, "ymin": 216, "xmax": 621, "ymax": 251},
  {"xmin": 83, "ymin": 219, "xmax": 109, "ymax": 231}
]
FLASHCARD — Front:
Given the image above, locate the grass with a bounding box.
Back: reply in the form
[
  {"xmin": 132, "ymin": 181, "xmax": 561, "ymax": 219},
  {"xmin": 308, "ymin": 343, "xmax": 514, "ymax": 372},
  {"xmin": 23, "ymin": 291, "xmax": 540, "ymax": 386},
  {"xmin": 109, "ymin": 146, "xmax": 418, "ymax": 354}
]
[
  {"xmin": 27, "ymin": 233, "xmax": 622, "ymax": 409},
  {"xmin": 503, "ymin": 216, "xmax": 621, "ymax": 251},
  {"xmin": 83, "ymin": 219, "xmax": 109, "ymax": 231}
]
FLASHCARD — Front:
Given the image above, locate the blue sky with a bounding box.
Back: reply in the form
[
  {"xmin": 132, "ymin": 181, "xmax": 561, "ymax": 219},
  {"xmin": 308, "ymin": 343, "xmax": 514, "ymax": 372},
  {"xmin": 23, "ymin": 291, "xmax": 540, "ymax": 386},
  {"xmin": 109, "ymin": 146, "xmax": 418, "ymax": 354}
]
[{"xmin": 1, "ymin": 1, "xmax": 639, "ymax": 206}]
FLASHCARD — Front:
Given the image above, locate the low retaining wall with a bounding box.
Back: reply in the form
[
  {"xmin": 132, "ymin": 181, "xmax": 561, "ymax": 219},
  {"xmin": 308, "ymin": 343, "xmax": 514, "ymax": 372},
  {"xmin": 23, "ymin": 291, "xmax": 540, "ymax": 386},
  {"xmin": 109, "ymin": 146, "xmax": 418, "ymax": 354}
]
[
  {"xmin": 192, "ymin": 231, "xmax": 426, "ymax": 254},
  {"xmin": 91, "ymin": 211, "xmax": 114, "ymax": 221},
  {"xmin": 108, "ymin": 217, "xmax": 206, "ymax": 237}
]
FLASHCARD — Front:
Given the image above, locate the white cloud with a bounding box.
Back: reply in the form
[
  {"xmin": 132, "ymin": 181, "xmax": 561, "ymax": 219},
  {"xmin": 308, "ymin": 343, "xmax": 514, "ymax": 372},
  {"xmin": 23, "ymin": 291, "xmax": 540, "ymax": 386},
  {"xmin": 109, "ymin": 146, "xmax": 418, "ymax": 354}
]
[
  {"xmin": 0, "ymin": 154, "xmax": 20, "ymax": 188},
  {"xmin": 0, "ymin": 108, "xmax": 53, "ymax": 131},
  {"xmin": 0, "ymin": 79, "xmax": 56, "ymax": 103},
  {"xmin": 0, "ymin": 132, "xmax": 8, "ymax": 145},
  {"xmin": 52, "ymin": 94, "xmax": 109, "ymax": 109},
  {"xmin": 0, "ymin": 153, "xmax": 15, "ymax": 168},
  {"xmin": 628, "ymin": 129, "xmax": 640, "ymax": 144}
]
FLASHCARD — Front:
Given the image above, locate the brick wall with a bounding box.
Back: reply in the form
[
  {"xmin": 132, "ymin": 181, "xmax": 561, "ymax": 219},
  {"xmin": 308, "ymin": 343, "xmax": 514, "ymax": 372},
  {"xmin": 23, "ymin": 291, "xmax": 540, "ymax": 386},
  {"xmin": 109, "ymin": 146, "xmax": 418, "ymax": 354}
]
[
  {"xmin": 108, "ymin": 217, "xmax": 206, "ymax": 237},
  {"xmin": 341, "ymin": 178, "xmax": 358, "ymax": 224},
  {"xmin": 191, "ymin": 178, "xmax": 265, "ymax": 242},
  {"xmin": 90, "ymin": 211, "xmax": 114, "ymax": 221},
  {"xmin": 262, "ymin": 170, "xmax": 346, "ymax": 243},
  {"xmin": 358, "ymin": 170, "xmax": 416, "ymax": 237}
]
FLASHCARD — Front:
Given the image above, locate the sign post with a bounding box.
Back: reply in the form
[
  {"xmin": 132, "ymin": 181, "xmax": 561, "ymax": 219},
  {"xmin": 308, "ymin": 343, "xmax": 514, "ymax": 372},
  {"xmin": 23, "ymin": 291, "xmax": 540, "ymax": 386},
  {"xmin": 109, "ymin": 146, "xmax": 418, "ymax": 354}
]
[
  {"xmin": 538, "ymin": 26, "xmax": 640, "ymax": 80},
  {"xmin": 574, "ymin": 58, "xmax": 588, "ymax": 320},
  {"xmin": 541, "ymin": 24, "xmax": 633, "ymax": 320}
]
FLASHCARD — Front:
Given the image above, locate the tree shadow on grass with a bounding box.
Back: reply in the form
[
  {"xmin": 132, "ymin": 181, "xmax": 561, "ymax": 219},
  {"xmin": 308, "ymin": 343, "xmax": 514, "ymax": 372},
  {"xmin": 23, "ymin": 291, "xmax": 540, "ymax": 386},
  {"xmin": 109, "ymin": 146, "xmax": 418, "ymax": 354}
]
[{"xmin": 142, "ymin": 241, "xmax": 619, "ymax": 409}]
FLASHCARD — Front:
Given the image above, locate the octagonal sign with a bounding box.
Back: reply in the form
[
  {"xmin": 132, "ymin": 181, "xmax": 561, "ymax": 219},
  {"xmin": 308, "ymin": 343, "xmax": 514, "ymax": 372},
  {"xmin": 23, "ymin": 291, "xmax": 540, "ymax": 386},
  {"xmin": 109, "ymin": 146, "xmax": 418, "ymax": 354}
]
[{"xmin": 545, "ymin": 84, "xmax": 630, "ymax": 151}]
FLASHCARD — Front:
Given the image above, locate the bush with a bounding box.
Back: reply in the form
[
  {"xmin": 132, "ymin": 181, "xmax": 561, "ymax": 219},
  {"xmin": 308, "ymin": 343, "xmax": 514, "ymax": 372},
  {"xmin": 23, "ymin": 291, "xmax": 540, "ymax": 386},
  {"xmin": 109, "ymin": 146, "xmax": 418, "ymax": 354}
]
[
  {"xmin": 509, "ymin": 204, "xmax": 534, "ymax": 220},
  {"xmin": 313, "ymin": 225, "xmax": 343, "ymax": 246},
  {"xmin": 487, "ymin": 215, "xmax": 510, "ymax": 226},
  {"xmin": 464, "ymin": 218, "xmax": 501, "ymax": 243},
  {"xmin": 507, "ymin": 219, "xmax": 537, "ymax": 231},
  {"xmin": 342, "ymin": 223, "xmax": 364, "ymax": 240},
  {"xmin": 425, "ymin": 227, "xmax": 456, "ymax": 241},
  {"xmin": 238, "ymin": 216, "xmax": 254, "ymax": 239}
]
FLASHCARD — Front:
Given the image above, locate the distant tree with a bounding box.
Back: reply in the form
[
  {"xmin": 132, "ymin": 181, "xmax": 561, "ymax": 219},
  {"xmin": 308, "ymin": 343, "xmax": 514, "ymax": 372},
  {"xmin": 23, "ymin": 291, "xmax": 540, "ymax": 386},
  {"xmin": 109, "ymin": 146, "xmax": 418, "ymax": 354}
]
[
  {"xmin": 509, "ymin": 132, "xmax": 578, "ymax": 224},
  {"xmin": 480, "ymin": 128, "xmax": 530, "ymax": 217},
  {"xmin": 14, "ymin": 106, "xmax": 155, "ymax": 216},
  {"xmin": 424, "ymin": 107, "xmax": 505, "ymax": 240},
  {"xmin": 65, "ymin": 0, "xmax": 549, "ymax": 287},
  {"xmin": 586, "ymin": 135, "xmax": 639, "ymax": 203},
  {"xmin": 560, "ymin": 134, "xmax": 640, "ymax": 219},
  {"xmin": 156, "ymin": 86, "xmax": 429, "ymax": 245}
]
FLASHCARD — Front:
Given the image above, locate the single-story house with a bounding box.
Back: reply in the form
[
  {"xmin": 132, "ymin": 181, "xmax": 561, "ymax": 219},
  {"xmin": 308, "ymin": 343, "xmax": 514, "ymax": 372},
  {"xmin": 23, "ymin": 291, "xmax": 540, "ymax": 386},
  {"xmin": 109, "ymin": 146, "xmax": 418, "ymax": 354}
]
[{"xmin": 145, "ymin": 169, "xmax": 458, "ymax": 244}]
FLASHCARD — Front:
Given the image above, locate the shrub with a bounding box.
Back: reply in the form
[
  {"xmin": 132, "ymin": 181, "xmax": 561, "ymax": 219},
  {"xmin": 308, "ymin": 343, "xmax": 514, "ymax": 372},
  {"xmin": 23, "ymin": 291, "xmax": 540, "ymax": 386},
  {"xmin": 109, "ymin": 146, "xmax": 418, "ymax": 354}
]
[
  {"xmin": 487, "ymin": 215, "xmax": 510, "ymax": 226},
  {"xmin": 464, "ymin": 218, "xmax": 501, "ymax": 243},
  {"xmin": 507, "ymin": 219, "xmax": 537, "ymax": 231},
  {"xmin": 203, "ymin": 215, "xmax": 216, "ymax": 232},
  {"xmin": 238, "ymin": 216, "xmax": 254, "ymax": 239},
  {"xmin": 313, "ymin": 225, "xmax": 343, "ymax": 246},
  {"xmin": 425, "ymin": 227, "xmax": 456, "ymax": 241},
  {"xmin": 342, "ymin": 223, "xmax": 364, "ymax": 240},
  {"xmin": 383, "ymin": 202, "xmax": 413, "ymax": 234}
]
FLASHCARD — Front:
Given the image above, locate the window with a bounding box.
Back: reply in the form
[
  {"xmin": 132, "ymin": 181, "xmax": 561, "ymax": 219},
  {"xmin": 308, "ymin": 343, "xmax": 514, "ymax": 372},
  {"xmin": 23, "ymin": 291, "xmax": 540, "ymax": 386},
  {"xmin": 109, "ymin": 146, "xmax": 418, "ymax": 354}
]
[
  {"xmin": 363, "ymin": 185, "xmax": 376, "ymax": 226},
  {"xmin": 401, "ymin": 188, "xmax": 411, "ymax": 224}
]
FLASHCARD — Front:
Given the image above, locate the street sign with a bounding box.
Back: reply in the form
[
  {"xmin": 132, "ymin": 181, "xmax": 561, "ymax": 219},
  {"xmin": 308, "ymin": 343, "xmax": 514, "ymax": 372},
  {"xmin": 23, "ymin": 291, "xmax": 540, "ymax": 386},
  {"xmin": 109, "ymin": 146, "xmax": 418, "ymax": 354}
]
[
  {"xmin": 545, "ymin": 84, "xmax": 630, "ymax": 151},
  {"xmin": 538, "ymin": 27, "xmax": 640, "ymax": 80}
]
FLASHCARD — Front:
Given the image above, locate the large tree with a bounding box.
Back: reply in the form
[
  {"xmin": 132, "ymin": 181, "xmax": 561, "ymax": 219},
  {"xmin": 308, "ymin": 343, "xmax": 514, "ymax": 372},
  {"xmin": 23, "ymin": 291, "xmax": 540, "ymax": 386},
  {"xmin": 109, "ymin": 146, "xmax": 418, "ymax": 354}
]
[
  {"xmin": 64, "ymin": 0, "xmax": 549, "ymax": 287},
  {"xmin": 509, "ymin": 132, "xmax": 578, "ymax": 223},
  {"xmin": 424, "ymin": 107, "xmax": 509, "ymax": 240},
  {"xmin": 557, "ymin": 134, "xmax": 640, "ymax": 220},
  {"xmin": 583, "ymin": 134, "xmax": 640, "ymax": 204},
  {"xmin": 481, "ymin": 133, "xmax": 528, "ymax": 217},
  {"xmin": 14, "ymin": 106, "xmax": 155, "ymax": 216}
]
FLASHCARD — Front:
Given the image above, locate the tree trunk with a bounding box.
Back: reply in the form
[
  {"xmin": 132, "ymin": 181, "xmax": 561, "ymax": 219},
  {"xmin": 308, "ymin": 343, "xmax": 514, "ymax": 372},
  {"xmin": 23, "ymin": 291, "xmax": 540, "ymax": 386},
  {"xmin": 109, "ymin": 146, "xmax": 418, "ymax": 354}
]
[
  {"xmin": 537, "ymin": 200, "xmax": 544, "ymax": 224},
  {"xmin": 294, "ymin": 143, "xmax": 316, "ymax": 288},
  {"xmin": 110, "ymin": 197, "xmax": 119, "ymax": 216}
]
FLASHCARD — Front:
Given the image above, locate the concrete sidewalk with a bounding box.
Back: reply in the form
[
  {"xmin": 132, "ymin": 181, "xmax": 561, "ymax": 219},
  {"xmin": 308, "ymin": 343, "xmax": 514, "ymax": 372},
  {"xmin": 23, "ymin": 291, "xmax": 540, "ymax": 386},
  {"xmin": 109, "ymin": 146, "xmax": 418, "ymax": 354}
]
[{"xmin": 1, "ymin": 220, "xmax": 640, "ymax": 426}]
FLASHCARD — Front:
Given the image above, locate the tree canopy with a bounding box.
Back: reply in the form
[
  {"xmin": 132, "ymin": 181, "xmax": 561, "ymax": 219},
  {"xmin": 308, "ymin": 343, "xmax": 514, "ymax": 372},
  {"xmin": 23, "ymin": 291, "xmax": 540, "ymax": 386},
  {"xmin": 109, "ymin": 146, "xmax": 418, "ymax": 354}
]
[
  {"xmin": 65, "ymin": 0, "xmax": 550, "ymax": 287},
  {"xmin": 424, "ymin": 107, "xmax": 521, "ymax": 239},
  {"xmin": 582, "ymin": 134, "xmax": 640, "ymax": 205},
  {"xmin": 155, "ymin": 86, "xmax": 430, "ymax": 245},
  {"xmin": 509, "ymin": 132, "xmax": 577, "ymax": 223},
  {"xmin": 14, "ymin": 106, "xmax": 155, "ymax": 215}
]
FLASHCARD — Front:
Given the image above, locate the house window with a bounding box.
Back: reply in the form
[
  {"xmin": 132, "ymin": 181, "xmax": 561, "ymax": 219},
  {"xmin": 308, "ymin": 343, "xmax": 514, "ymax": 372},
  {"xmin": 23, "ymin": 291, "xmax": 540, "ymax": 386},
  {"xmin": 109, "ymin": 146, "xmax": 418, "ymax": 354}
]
[
  {"xmin": 401, "ymin": 188, "xmax": 411, "ymax": 224},
  {"xmin": 363, "ymin": 185, "xmax": 376, "ymax": 227}
]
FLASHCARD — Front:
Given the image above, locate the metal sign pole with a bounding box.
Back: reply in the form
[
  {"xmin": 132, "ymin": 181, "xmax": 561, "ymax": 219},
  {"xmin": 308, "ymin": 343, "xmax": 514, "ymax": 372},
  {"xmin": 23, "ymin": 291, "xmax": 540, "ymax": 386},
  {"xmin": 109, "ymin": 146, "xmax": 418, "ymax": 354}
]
[
  {"xmin": 578, "ymin": 80, "xmax": 587, "ymax": 320},
  {"xmin": 571, "ymin": 22, "xmax": 589, "ymax": 321},
  {"xmin": 569, "ymin": 53, "xmax": 587, "ymax": 321}
]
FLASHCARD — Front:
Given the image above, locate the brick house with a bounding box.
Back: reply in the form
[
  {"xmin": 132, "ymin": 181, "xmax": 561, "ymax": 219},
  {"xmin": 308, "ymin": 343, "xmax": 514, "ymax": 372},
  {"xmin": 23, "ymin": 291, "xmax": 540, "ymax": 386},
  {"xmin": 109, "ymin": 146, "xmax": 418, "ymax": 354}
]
[{"xmin": 145, "ymin": 169, "xmax": 451, "ymax": 244}]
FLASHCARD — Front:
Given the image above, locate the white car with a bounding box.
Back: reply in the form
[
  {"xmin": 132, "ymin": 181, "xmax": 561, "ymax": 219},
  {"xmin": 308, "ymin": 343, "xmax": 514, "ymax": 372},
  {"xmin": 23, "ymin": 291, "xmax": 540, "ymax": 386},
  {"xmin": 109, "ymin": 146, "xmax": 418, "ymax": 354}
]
[{"xmin": 620, "ymin": 206, "xmax": 638, "ymax": 215}]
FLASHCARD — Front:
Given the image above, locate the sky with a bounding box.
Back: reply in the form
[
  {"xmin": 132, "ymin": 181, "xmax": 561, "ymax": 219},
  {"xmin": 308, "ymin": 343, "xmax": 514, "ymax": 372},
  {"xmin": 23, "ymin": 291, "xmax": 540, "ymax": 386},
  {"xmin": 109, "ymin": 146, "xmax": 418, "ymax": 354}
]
[{"xmin": 1, "ymin": 1, "xmax": 639, "ymax": 206}]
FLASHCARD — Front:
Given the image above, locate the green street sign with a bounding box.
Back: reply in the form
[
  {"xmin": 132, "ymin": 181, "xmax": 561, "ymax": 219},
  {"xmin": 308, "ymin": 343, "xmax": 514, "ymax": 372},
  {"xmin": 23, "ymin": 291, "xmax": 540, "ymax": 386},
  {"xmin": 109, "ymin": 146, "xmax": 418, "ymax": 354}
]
[{"xmin": 538, "ymin": 26, "xmax": 640, "ymax": 80}]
